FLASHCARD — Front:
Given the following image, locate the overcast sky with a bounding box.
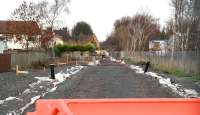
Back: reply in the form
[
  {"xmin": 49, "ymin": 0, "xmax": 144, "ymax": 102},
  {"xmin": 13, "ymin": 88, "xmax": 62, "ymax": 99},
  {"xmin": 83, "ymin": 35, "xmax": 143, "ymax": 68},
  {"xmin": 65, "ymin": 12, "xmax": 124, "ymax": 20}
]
[{"xmin": 0, "ymin": 0, "xmax": 172, "ymax": 41}]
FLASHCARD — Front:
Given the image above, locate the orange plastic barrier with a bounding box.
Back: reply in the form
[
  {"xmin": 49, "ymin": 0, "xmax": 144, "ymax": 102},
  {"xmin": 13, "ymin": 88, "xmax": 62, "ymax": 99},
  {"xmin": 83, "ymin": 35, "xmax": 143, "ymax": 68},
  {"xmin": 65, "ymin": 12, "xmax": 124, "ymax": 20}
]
[{"xmin": 27, "ymin": 98, "xmax": 200, "ymax": 115}]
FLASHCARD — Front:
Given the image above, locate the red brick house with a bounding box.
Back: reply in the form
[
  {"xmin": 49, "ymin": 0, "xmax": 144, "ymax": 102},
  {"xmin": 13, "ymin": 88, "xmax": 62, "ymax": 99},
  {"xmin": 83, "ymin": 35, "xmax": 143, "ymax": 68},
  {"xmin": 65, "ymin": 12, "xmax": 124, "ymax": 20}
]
[
  {"xmin": 0, "ymin": 21, "xmax": 41, "ymax": 72},
  {"xmin": 0, "ymin": 21, "xmax": 41, "ymax": 52}
]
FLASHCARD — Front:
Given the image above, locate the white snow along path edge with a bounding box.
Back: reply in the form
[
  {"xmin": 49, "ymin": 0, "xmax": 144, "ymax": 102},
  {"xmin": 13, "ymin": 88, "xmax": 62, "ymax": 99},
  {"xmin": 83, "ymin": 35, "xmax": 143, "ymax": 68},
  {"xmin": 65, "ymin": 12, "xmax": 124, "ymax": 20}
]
[{"xmin": 129, "ymin": 65, "xmax": 199, "ymax": 98}]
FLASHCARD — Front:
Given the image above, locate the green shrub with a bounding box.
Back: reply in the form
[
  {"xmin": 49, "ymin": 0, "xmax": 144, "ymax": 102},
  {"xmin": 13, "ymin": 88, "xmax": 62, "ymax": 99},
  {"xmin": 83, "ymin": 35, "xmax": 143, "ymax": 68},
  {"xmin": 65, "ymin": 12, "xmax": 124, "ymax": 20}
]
[
  {"xmin": 54, "ymin": 43, "xmax": 96, "ymax": 56},
  {"xmin": 54, "ymin": 46, "xmax": 61, "ymax": 56},
  {"xmin": 83, "ymin": 43, "xmax": 96, "ymax": 52},
  {"xmin": 62, "ymin": 44, "xmax": 71, "ymax": 52}
]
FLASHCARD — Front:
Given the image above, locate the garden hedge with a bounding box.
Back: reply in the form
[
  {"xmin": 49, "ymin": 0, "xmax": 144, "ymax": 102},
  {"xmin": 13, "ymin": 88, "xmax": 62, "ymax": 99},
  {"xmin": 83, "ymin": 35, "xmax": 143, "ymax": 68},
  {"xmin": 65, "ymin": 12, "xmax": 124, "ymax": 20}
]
[{"xmin": 54, "ymin": 43, "xmax": 96, "ymax": 56}]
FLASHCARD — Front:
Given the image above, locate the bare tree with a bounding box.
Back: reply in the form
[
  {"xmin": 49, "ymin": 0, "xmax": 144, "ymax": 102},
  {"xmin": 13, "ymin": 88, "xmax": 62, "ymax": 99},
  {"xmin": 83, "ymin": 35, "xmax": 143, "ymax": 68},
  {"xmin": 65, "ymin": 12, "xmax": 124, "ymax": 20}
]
[
  {"xmin": 42, "ymin": 0, "xmax": 70, "ymax": 29},
  {"xmin": 10, "ymin": 0, "xmax": 70, "ymax": 50},
  {"xmin": 129, "ymin": 13, "xmax": 160, "ymax": 51},
  {"xmin": 105, "ymin": 12, "xmax": 160, "ymax": 54},
  {"xmin": 170, "ymin": 0, "xmax": 200, "ymax": 51},
  {"xmin": 10, "ymin": 1, "xmax": 43, "ymax": 50},
  {"xmin": 11, "ymin": 1, "xmax": 45, "ymax": 25}
]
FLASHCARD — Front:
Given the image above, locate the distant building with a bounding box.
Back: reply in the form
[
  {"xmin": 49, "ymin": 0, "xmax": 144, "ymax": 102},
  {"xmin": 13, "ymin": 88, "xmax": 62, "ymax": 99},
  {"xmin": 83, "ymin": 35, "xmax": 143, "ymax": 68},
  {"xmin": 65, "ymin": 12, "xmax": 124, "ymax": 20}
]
[
  {"xmin": 48, "ymin": 35, "xmax": 65, "ymax": 48},
  {"xmin": 149, "ymin": 40, "xmax": 168, "ymax": 52}
]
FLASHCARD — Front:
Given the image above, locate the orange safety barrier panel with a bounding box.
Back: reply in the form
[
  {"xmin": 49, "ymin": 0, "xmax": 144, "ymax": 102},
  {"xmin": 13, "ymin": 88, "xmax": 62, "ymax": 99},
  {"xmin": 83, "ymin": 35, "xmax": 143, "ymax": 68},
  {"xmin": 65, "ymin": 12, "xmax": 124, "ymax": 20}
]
[{"xmin": 27, "ymin": 98, "xmax": 200, "ymax": 115}]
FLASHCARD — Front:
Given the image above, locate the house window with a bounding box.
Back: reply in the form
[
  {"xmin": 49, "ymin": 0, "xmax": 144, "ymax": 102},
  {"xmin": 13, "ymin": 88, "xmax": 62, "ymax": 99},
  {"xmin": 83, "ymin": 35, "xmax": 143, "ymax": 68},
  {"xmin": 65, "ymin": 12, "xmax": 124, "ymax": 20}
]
[{"xmin": 153, "ymin": 42, "xmax": 161, "ymax": 51}]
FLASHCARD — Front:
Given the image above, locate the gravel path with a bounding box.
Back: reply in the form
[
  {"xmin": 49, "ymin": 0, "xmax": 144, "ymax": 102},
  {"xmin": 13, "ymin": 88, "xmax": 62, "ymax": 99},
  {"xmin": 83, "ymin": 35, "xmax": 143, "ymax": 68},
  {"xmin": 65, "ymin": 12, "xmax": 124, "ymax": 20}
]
[
  {"xmin": 42, "ymin": 58, "xmax": 180, "ymax": 99},
  {"xmin": 67, "ymin": 65, "xmax": 179, "ymax": 98},
  {"xmin": 1, "ymin": 58, "xmax": 182, "ymax": 114}
]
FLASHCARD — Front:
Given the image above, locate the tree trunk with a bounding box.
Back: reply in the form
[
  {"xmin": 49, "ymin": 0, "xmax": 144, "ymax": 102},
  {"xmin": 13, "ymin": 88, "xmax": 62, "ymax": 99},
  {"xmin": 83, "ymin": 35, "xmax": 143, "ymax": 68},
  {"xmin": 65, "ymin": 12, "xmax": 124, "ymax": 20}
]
[{"xmin": 26, "ymin": 36, "xmax": 29, "ymax": 51}]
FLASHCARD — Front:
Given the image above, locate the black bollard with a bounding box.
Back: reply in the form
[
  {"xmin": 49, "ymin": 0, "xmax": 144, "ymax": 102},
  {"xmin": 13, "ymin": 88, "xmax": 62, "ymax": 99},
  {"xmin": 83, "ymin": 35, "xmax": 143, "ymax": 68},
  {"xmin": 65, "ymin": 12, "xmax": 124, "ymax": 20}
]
[
  {"xmin": 50, "ymin": 64, "xmax": 55, "ymax": 79},
  {"xmin": 144, "ymin": 61, "xmax": 150, "ymax": 73}
]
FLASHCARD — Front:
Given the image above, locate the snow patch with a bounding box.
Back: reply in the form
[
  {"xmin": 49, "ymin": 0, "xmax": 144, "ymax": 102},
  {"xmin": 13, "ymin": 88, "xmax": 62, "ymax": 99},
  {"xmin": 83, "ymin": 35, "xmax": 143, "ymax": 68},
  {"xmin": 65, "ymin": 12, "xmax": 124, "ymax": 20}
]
[
  {"xmin": 48, "ymin": 87, "xmax": 57, "ymax": 92},
  {"xmin": 0, "ymin": 97, "xmax": 22, "ymax": 105},
  {"xmin": 88, "ymin": 62, "xmax": 95, "ymax": 66},
  {"xmin": 184, "ymin": 89, "xmax": 199, "ymax": 97},
  {"xmin": 159, "ymin": 78, "xmax": 171, "ymax": 85},
  {"xmin": 96, "ymin": 60, "xmax": 100, "ymax": 65},
  {"xmin": 29, "ymin": 81, "xmax": 41, "ymax": 88},
  {"xmin": 19, "ymin": 95, "xmax": 40, "ymax": 114},
  {"xmin": 35, "ymin": 65, "xmax": 84, "ymax": 84},
  {"xmin": 146, "ymin": 71, "xmax": 199, "ymax": 97},
  {"xmin": 70, "ymin": 69, "xmax": 80, "ymax": 75},
  {"xmin": 130, "ymin": 65, "xmax": 144, "ymax": 73},
  {"xmin": 55, "ymin": 72, "xmax": 70, "ymax": 82},
  {"xmin": 121, "ymin": 61, "xmax": 126, "ymax": 64},
  {"xmin": 60, "ymin": 66, "xmax": 83, "ymax": 78},
  {"xmin": 22, "ymin": 89, "xmax": 31, "ymax": 94},
  {"xmin": 129, "ymin": 65, "xmax": 199, "ymax": 98},
  {"xmin": 6, "ymin": 111, "xmax": 17, "ymax": 115},
  {"xmin": 110, "ymin": 57, "xmax": 116, "ymax": 62},
  {"xmin": 109, "ymin": 56, "xmax": 126, "ymax": 64},
  {"xmin": 88, "ymin": 60, "xmax": 100, "ymax": 66},
  {"xmin": 146, "ymin": 72, "xmax": 162, "ymax": 79},
  {"xmin": 34, "ymin": 77, "xmax": 53, "ymax": 82}
]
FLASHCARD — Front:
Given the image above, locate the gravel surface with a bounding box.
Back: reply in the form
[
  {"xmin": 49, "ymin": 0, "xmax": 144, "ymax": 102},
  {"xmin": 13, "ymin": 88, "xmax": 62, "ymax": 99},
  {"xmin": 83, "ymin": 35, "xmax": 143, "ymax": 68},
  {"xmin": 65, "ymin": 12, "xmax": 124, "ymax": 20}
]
[
  {"xmin": 0, "ymin": 66, "xmax": 75, "ymax": 115},
  {"xmin": 67, "ymin": 66, "xmax": 180, "ymax": 98},
  {"xmin": 0, "ymin": 66, "xmax": 74, "ymax": 100},
  {"xmin": 1, "ymin": 58, "xmax": 184, "ymax": 114},
  {"xmin": 0, "ymin": 72, "xmax": 37, "ymax": 100},
  {"xmin": 42, "ymin": 58, "xmax": 180, "ymax": 99}
]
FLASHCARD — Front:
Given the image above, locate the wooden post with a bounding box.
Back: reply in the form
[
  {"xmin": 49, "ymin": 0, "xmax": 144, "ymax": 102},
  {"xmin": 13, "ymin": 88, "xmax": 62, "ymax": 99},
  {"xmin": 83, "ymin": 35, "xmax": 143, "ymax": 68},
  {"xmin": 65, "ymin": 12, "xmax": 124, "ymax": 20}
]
[
  {"xmin": 66, "ymin": 55, "xmax": 68, "ymax": 64},
  {"xmin": 144, "ymin": 61, "xmax": 150, "ymax": 73},
  {"xmin": 16, "ymin": 65, "xmax": 28, "ymax": 75},
  {"xmin": 16, "ymin": 65, "xmax": 19, "ymax": 76},
  {"xmin": 49, "ymin": 64, "xmax": 55, "ymax": 79}
]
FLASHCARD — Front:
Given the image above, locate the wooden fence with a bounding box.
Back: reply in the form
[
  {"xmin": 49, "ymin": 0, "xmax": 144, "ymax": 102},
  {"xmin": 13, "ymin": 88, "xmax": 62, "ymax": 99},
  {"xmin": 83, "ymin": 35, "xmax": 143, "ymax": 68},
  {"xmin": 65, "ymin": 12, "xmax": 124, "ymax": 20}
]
[
  {"xmin": 10, "ymin": 51, "xmax": 48, "ymax": 69},
  {"xmin": 55, "ymin": 51, "xmax": 93, "ymax": 65},
  {"xmin": 0, "ymin": 53, "xmax": 11, "ymax": 72}
]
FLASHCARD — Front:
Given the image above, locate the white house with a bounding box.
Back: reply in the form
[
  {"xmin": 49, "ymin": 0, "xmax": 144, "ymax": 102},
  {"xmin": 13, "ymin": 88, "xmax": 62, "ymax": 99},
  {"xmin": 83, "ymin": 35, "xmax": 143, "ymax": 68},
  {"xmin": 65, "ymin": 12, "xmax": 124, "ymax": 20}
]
[
  {"xmin": 149, "ymin": 40, "xmax": 168, "ymax": 52},
  {"xmin": 48, "ymin": 35, "xmax": 65, "ymax": 48},
  {"xmin": 0, "ymin": 35, "xmax": 37, "ymax": 53},
  {"xmin": 0, "ymin": 21, "xmax": 41, "ymax": 53},
  {"xmin": 0, "ymin": 40, "xmax": 6, "ymax": 53}
]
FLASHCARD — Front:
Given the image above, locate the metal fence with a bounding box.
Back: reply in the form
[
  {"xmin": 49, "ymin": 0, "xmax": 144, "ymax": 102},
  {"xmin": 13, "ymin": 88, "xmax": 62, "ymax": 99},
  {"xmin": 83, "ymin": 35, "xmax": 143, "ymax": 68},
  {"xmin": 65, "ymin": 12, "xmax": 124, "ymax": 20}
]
[
  {"xmin": 131, "ymin": 51, "xmax": 200, "ymax": 74},
  {"xmin": 110, "ymin": 51, "xmax": 200, "ymax": 74}
]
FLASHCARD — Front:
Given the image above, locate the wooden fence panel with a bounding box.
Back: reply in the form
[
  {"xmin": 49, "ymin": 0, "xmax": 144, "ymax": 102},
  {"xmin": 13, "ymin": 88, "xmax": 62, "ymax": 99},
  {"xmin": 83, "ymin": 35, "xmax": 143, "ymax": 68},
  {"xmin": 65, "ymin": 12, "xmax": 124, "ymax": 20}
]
[
  {"xmin": 0, "ymin": 54, "xmax": 11, "ymax": 72},
  {"xmin": 11, "ymin": 51, "xmax": 48, "ymax": 69}
]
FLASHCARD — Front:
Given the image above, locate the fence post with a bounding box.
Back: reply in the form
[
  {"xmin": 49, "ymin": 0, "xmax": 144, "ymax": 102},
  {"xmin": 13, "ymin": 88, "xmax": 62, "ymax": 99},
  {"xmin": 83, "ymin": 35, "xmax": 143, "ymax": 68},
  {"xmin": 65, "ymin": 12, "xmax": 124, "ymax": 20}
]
[
  {"xmin": 50, "ymin": 64, "xmax": 55, "ymax": 79},
  {"xmin": 144, "ymin": 61, "xmax": 150, "ymax": 73}
]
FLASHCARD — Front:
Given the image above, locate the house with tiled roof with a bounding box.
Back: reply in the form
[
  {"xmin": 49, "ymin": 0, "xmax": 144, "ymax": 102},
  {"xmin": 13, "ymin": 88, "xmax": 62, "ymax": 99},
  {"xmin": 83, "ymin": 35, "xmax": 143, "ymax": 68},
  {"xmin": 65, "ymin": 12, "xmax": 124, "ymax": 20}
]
[{"xmin": 0, "ymin": 21, "xmax": 41, "ymax": 53}]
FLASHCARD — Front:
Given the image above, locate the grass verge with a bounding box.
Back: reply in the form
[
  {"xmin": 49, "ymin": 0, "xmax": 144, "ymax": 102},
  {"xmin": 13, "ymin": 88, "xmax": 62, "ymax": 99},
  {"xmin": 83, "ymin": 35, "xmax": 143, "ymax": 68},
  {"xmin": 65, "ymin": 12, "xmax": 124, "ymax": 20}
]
[{"xmin": 125, "ymin": 58, "xmax": 200, "ymax": 82}]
